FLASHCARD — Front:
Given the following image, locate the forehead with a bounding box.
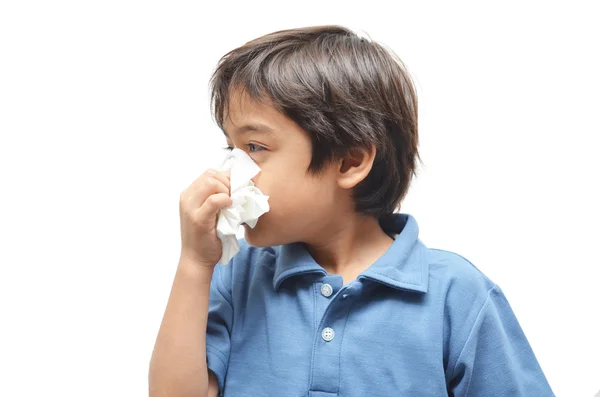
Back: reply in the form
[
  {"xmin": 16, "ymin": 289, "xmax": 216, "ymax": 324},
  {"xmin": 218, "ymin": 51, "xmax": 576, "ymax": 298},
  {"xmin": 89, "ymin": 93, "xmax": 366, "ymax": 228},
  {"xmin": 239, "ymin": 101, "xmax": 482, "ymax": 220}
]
[{"xmin": 222, "ymin": 90, "xmax": 286, "ymax": 138}]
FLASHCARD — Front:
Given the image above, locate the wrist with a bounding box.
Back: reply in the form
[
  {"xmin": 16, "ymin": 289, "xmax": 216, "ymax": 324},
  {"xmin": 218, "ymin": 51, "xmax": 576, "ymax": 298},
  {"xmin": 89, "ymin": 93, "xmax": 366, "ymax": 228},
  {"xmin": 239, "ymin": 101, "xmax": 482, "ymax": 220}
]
[
  {"xmin": 178, "ymin": 250, "xmax": 218, "ymax": 268},
  {"xmin": 177, "ymin": 256, "xmax": 216, "ymax": 284}
]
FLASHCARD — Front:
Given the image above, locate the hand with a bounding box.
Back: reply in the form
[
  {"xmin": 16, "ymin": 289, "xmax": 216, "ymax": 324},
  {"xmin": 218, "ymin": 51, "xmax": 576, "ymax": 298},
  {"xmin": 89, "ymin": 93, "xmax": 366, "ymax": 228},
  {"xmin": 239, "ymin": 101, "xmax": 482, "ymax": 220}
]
[{"xmin": 178, "ymin": 169, "xmax": 232, "ymax": 267}]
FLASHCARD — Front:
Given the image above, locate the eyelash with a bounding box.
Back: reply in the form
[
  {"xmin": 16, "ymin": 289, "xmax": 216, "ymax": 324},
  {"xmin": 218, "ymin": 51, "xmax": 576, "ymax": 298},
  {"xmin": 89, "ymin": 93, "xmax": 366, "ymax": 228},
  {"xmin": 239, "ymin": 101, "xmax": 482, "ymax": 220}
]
[{"xmin": 223, "ymin": 143, "xmax": 265, "ymax": 153}]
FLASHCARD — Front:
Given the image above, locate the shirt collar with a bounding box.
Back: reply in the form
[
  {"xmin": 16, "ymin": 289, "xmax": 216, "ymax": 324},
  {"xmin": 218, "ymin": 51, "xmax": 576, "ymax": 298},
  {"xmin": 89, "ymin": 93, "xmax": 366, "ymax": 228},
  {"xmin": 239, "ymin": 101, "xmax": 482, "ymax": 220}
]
[{"xmin": 272, "ymin": 213, "xmax": 429, "ymax": 293}]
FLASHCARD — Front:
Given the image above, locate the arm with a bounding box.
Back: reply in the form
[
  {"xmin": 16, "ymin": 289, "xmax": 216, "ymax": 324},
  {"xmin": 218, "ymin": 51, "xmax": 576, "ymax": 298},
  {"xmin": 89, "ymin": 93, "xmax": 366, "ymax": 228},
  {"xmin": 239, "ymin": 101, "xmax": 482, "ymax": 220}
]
[
  {"xmin": 149, "ymin": 168, "xmax": 232, "ymax": 397},
  {"xmin": 148, "ymin": 258, "xmax": 216, "ymax": 397}
]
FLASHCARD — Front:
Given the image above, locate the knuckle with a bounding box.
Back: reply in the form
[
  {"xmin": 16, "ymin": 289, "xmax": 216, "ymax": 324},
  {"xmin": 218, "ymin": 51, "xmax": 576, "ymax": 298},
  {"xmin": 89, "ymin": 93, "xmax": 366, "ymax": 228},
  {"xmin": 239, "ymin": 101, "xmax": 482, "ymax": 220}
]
[
  {"xmin": 179, "ymin": 190, "xmax": 188, "ymax": 201},
  {"xmin": 205, "ymin": 178, "xmax": 219, "ymax": 191},
  {"xmin": 206, "ymin": 176, "xmax": 217, "ymax": 185},
  {"xmin": 206, "ymin": 194, "xmax": 220, "ymax": 206}
]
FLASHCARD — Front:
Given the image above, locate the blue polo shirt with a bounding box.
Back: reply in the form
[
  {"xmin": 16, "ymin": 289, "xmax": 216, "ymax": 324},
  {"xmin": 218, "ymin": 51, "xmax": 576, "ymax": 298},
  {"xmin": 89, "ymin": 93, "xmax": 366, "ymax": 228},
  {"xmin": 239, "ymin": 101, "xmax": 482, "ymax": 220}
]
[{"xmin": 206, "ymin": 213, "xmax": 554, "ymax": 396}]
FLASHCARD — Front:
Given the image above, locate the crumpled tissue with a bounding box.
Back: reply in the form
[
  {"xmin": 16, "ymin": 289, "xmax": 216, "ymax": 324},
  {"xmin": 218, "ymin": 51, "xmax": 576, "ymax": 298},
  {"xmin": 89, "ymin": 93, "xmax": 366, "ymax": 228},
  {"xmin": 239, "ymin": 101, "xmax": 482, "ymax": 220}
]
[{"xmin": 216, "ymin": 148, "xmax": 270, "ymax": 264}]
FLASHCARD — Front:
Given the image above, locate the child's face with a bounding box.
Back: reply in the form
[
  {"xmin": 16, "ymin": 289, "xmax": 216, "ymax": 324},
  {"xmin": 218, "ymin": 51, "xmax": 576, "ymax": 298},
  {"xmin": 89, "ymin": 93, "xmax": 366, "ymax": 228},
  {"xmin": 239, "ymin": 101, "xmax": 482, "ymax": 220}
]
[{"xmin": 223, "ymin": 91, "xmax": 342, "ymax": 247}]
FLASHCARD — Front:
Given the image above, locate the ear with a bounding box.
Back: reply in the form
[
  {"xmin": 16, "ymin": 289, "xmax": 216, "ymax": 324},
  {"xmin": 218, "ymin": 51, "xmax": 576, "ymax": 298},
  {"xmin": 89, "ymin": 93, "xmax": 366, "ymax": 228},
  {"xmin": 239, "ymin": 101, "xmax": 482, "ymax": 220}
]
[{"xmin": 337, "ymin": 144, "xmax": 376, "ymax": 190}]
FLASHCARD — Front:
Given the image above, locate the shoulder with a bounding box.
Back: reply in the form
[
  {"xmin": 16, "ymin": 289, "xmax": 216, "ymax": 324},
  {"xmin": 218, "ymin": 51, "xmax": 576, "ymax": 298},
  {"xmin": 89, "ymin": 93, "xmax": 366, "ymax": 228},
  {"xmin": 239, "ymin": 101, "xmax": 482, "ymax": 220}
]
[
  {"xmin": 425, "ymin": 245, "xmax": 497, "ymax": 300},
  {"xmin": 424, "ymin": 245, "xmax": 500, "ymax": 338},
  {"xmin": 423, "ymin": 245, "xmax": 507, "ymax": 363}
]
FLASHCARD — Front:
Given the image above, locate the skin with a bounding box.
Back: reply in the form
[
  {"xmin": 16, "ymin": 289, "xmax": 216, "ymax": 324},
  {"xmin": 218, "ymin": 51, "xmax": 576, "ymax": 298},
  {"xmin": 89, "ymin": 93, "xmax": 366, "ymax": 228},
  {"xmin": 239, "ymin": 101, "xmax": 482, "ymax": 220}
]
[
  {"xmin": 223, "ymin": 89, "xmax": 394, "ymax": 282},
  {"xmin": 149, "ymin": 89, "xmax": 397, "ymax": 397}
]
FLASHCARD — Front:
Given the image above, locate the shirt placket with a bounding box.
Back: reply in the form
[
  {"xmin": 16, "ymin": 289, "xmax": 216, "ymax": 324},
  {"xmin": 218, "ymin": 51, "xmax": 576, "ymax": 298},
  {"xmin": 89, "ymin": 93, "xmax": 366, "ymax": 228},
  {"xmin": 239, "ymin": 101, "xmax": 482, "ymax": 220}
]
[{"xmin": 309, "ymin": 276, "xmax": 357, "ymax": 397}]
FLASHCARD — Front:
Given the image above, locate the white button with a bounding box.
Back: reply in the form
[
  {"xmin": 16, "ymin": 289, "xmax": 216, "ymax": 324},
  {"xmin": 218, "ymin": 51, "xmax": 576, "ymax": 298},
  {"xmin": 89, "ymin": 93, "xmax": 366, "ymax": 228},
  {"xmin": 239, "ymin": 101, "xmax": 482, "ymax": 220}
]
[
  {"xmin": 321, "ymin": 283, "xmax": 333, "ymax": 297},
  {"xmin": 322, "ymin": 327, "xmax": 335, "ymax": 342}
]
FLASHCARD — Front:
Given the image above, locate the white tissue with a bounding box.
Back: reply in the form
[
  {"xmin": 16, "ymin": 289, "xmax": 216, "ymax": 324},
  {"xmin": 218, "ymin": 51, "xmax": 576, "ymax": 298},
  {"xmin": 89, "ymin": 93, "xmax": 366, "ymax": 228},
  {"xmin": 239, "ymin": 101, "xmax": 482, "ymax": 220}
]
[{"xmin": 216, "ymin": 148, "xmax": 270, "ymax": 264}]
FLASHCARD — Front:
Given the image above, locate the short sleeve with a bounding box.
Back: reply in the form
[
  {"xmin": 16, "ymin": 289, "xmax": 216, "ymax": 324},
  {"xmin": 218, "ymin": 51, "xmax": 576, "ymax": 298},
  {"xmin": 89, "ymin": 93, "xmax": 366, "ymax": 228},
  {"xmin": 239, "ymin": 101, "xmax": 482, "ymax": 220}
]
[
  {"xmin": 448, "ymin": 285, "xmax": 555, "ymax": 396},
  {"xmin": 206, "ymin": 263, "xmax": 234, "ymax": 395}
]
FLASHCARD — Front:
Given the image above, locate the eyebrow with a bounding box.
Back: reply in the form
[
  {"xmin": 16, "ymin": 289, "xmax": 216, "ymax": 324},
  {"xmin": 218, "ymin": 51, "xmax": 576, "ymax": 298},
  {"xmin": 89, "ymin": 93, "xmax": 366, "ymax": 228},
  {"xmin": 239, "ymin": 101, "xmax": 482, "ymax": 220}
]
[{"xmin": 222, "ymin": 123, "xmax": 275, "ymax": 138}]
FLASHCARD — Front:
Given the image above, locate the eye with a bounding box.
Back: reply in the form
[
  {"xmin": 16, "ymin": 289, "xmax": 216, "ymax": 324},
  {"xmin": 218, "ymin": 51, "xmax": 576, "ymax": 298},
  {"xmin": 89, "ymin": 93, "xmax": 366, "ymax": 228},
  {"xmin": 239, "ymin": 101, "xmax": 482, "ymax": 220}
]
[
  {"xmin": 247, "ymin": 143, "xmax": 265, "ymax": 153},
  {"xmin": 223, "ymin": 146, "xmax": 234, "ymax": 152}
]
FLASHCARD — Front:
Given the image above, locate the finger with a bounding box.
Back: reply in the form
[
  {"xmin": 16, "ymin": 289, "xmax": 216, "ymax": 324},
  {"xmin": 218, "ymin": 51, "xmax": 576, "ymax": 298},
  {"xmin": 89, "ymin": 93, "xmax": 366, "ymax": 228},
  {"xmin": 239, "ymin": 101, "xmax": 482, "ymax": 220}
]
[
  {"xmin": 187, "ymin": 177, "xmax": 228, "ymax": 208},
  {"xmin": 210, "ymin": 170, "xmax": 231, "ymax": 191},
  {"xmin": 188, "ymin": 168, "xmax": 218, "ymax": 189},
  {"xmin": 204, "ymin": 176, "xmax": 229, "ymax": 196},
  {"xmin": 189, "ymin": 169, "xmax": 230, "ymax": 196},
  {"xmin": 181, "ymin": 175, "xmax": 228, "ymax": 208},
  {"xmin": 195, "ymin": 193, "xmax": 233, "ymax": 222}
]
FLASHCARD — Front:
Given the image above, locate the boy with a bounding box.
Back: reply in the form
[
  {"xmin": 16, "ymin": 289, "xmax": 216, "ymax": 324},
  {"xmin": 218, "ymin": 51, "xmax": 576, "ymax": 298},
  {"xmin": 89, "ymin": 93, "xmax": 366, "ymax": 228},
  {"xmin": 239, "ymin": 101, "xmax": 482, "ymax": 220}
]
[{"xmin": 149, "ymin": 26, "xmax": 555, "ymax": 396}]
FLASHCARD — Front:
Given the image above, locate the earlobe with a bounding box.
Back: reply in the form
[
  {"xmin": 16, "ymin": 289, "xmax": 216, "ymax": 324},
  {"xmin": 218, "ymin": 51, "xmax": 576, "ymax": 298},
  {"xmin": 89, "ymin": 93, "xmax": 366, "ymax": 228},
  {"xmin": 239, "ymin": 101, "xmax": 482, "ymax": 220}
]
[{"xmin": 337, "ymin": 145, "xmax": 376, "ymax": 190}]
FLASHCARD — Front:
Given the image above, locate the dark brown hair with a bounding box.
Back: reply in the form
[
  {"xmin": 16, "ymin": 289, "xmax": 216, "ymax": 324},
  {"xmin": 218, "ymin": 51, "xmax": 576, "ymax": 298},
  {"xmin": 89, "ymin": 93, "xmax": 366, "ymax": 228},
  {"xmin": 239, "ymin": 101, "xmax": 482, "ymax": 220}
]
[{"xmin": 210, "ymin": 25, "xmax": 423, "ymax": 218}]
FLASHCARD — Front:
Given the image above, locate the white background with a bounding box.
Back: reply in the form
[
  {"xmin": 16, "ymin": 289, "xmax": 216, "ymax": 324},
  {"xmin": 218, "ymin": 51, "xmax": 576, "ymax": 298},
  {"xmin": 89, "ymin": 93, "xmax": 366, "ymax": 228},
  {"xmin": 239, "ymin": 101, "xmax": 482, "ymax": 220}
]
[{"xmin": 1, "ymin": 1, "xmax": 598, "ymax": 396}]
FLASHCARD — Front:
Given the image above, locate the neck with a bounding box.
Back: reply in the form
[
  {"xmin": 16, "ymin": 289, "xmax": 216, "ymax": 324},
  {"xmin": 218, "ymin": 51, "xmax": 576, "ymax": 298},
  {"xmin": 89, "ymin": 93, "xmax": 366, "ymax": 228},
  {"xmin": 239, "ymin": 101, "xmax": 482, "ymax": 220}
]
[{"xmin": 303, "ymin": 213, "xmax": 394, "ymax": 280}]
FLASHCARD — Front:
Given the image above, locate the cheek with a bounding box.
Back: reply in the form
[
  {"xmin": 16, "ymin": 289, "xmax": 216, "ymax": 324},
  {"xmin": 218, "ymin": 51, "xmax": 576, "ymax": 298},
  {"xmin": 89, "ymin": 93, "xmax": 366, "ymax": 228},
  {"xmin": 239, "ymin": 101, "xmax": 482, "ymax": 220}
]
[
  {"xmin": 251, "ymin": 161, "xmax": 295, "ymax": 197},
  {"xmin": 257, "ymin": 172, "xmax": 335, "ymax": 216},
  {"xmin": 252, "ymin": 174, "xmax": 292, "ymax": 206},
  {"xmin": 251, "ymin": 152, "xmax": 334, "ymax": 211}
]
